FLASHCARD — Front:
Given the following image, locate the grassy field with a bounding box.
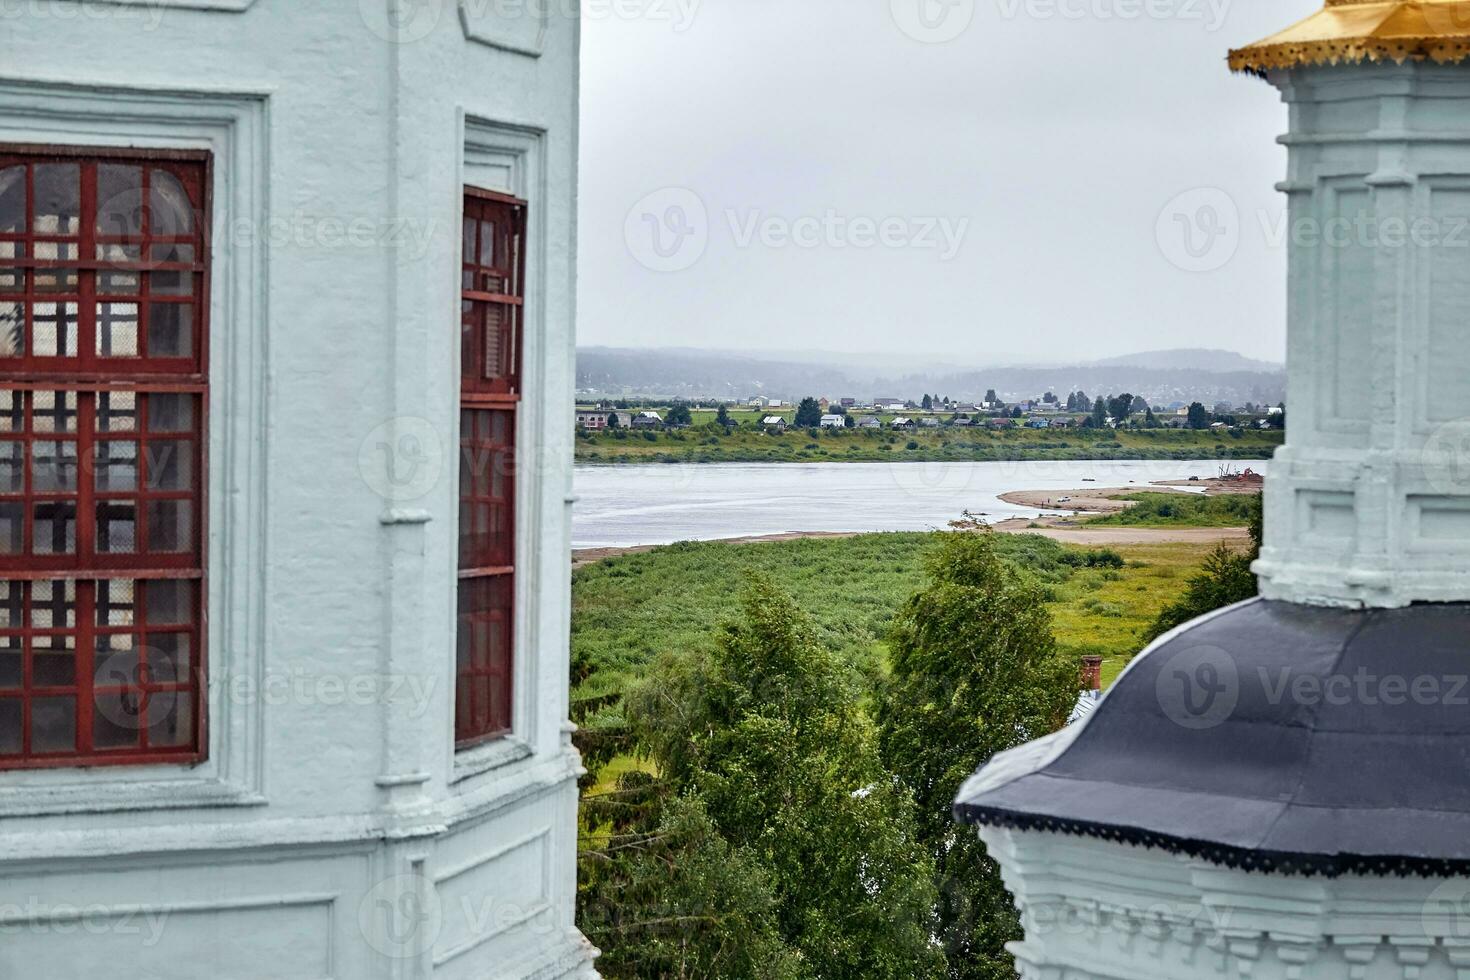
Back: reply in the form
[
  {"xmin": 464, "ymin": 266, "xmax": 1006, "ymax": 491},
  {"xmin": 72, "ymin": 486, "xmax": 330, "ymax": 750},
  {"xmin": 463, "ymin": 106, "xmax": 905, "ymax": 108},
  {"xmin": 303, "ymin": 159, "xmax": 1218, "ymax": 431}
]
[
  {"xmin": 576, "ymin": 420, "xmax": 1283, "ymax": 464},
  {"xmin": 1085, "ymin": 491, "xmax": 1261, "ymax": 527},
  {"xmin": 570, "ymin": 531, "xmax": 1241, "ymax": 731}
]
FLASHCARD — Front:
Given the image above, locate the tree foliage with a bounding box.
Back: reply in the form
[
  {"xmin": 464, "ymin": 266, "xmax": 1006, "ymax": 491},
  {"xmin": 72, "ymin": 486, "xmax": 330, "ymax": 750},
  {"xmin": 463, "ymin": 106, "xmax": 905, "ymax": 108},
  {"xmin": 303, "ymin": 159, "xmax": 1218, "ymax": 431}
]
[
  {"xmin": 582, "ymin": 579, "xmax": 944, "ymax": 980},
  {"xmin": 1143, "ymin": 494, "xmax": 1263, "ymax": 642},
  {"xmin": 876, "ymin": 531, "xmax": 1078, "ymax": 980},
  {"xmin": 666, "ymin": 402, "xmax": 693, "ymax": 427},
  {"xmin": 794, "ymin": 397, "xmax": 823, "ymax": 428}
]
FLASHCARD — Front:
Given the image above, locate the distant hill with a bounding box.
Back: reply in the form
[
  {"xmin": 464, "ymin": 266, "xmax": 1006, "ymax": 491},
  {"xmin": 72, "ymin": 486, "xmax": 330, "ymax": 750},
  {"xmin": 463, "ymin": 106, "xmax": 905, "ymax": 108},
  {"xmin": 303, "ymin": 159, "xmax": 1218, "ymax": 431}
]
[
  {"xmin": 1088, "ymin": 349, "xmax": 1283, "ymax": 374},
  {"xmin": 577, "ymin": 346, "xmax": 1286, "ymax": 408}
]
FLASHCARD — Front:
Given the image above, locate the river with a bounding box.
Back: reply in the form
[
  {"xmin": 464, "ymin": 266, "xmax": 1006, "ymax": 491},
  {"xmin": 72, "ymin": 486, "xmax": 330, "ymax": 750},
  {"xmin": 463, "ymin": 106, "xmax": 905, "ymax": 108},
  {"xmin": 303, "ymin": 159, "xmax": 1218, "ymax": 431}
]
[{"xmin": 571, "ymin": 459, "xmax": 1267, "ymax": 549}]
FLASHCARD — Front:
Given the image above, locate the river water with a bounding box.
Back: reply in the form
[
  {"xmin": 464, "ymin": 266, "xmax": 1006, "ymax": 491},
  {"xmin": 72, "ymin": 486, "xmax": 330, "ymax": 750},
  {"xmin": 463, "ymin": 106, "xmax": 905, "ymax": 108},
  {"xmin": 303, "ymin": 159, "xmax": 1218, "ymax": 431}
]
[{"xmin": 571, "ymin": 459, "xmax": 1267, "ymax": 549}]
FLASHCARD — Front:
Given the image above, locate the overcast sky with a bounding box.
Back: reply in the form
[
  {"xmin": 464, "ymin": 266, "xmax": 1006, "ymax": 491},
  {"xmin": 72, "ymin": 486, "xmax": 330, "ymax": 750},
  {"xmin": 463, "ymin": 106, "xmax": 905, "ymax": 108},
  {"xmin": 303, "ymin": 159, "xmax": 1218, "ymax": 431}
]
[{"xmin": 577, "ymin": 0, "xmax": 1320, "ymax": 365}]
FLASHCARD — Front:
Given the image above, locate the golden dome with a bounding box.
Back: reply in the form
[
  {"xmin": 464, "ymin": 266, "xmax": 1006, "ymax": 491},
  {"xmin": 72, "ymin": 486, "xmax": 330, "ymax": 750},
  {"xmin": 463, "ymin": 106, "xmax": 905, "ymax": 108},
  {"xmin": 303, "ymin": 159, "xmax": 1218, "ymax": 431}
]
[{"xmin": 1229, "ymin": 0, "xmax": 1470, "ymax": 72}]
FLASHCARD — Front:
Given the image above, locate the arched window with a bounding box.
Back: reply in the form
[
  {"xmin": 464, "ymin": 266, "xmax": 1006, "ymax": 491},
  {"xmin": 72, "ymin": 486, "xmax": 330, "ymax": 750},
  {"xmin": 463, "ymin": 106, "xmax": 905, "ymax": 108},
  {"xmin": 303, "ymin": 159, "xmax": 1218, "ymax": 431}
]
[{"xmin": 0, "ymin": 147, "xmax": 209, "ymax": 768}]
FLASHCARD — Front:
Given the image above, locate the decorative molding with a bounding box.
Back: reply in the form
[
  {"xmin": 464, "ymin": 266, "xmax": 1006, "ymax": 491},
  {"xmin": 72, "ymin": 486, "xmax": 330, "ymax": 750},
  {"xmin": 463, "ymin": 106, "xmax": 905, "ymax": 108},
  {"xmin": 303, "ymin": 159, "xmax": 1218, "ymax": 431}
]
[
  {"xmin": 982, "ymin": 826, "xmax": 1470, "ymax": 980},
  {"xmin": 459, "ymin": 0, "xmax": 548, "ymax": 57},
  {"xmin": 0, "ymin": 78, "xmax": 271, "ymax": 817}
]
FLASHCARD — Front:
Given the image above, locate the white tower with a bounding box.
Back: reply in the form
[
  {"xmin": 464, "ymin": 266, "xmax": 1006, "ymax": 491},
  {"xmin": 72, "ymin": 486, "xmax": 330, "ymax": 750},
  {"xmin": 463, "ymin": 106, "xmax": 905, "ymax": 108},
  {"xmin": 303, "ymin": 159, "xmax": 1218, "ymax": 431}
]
[
  {"xmin": 0, "ymin": 3, "xmax": 595, "ymax": 977},
  {"xmin": 956, "ymin": 3, "xmax": 1470, "ymax": 977}
]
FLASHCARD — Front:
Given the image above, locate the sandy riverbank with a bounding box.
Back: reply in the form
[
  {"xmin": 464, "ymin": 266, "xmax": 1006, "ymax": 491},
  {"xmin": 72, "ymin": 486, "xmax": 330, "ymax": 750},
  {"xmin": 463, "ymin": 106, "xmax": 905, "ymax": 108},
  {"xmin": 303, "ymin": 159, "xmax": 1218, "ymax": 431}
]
[{"xmin": 572, "ymin": 476, "xmax": 1260, "ymax": 566}]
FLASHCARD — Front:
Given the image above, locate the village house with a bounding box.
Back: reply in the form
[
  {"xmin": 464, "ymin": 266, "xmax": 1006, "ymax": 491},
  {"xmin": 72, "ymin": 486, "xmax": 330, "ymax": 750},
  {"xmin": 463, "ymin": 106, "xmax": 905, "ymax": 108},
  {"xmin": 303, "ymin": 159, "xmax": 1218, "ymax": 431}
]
[
  {"xmin": 577, "ymin": 410, "xmax": 610, "ymax": 430},
  {"xmin": 856, "ymin": 416, "xmax": 882, "ymax": 429},
  {"xmin": 632, "ymin": 411, "xmax": 664, "ymax": 429},
  {"xmin": 819, "ymin": 414, "xmax": 847, "ymax": 429},
  {"xmin": 918, "ymin": 417, "xmax": 940, "ymax": 428},
  {"xmin": 762, "ymin": 415, "xmax": 788, "ymax": 432},
  {"xmin": 890, "ymin": 417, "xmax": 916, "ymax": 430}
]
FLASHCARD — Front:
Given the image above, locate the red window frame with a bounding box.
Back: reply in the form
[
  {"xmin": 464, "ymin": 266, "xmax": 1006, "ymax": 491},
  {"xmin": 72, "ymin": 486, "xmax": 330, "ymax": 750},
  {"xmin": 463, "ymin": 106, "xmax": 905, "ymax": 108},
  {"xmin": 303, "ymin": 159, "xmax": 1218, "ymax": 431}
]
[
  {"xmin": 456, "ymin": 187, "xmax": 525, "ymax": 748},
  {"xmin": 0, "ymin": 145, "xmax": 210, "ymax": 770}
]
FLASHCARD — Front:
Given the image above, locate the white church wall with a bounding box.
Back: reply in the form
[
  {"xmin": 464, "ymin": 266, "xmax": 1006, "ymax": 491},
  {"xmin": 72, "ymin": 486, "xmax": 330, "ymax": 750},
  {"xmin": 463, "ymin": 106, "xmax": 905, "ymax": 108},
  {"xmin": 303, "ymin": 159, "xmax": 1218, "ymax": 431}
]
[{"xmin": 0, "ymin": 2, "xmax": 592, "ymax": 976}]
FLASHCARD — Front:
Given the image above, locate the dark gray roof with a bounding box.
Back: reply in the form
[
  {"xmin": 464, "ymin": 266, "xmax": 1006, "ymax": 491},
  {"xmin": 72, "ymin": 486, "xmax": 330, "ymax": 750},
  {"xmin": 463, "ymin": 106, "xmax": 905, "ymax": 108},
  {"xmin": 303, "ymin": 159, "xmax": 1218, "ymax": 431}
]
[{"xmin": 954, "ymin": 598, "xmax": 1470, "ymax": 876}]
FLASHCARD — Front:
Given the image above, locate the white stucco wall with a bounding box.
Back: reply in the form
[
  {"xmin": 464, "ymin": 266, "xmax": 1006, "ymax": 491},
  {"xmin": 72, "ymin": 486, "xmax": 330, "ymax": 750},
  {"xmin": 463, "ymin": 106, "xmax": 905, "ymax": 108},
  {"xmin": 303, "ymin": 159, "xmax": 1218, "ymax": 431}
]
[
  {"xmin": 1255, "ymin": 63, "xmax": 1470, "ymax": 609},
  {"xmin": 0, "ymin": 2, "xmax": 593, "ymax": 976},
  {"xmin": 983, "ymin": 825, "xmax": 1470, "ymax": 980}
]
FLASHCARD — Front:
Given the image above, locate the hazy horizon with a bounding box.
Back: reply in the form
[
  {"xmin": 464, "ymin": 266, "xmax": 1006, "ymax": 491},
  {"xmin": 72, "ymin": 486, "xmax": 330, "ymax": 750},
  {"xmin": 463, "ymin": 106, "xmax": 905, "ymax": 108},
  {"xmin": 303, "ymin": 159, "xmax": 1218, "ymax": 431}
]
[{"xmin": 577, "ymin": 0, "xmax": 1318, "ymax": 364}]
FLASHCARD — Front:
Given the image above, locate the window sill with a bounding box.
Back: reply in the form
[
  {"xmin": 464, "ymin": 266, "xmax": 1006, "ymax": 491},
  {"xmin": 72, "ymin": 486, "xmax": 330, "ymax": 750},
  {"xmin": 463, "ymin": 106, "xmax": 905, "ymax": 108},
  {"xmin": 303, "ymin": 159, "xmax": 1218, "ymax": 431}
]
[
  {"xmin": 452, "ymin": 734, "xmax": 533, "ymax": 785},
  {"xmin": 0, "ymin": 768, "xmax": 264, "ymax": 818}
]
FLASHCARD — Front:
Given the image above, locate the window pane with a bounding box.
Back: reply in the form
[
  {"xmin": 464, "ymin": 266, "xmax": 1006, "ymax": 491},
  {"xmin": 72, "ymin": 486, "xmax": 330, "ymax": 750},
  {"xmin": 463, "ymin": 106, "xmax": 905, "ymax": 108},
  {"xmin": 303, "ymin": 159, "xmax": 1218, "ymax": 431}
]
[
  {"xmin": 31, "ymin": 581, "xmax": 75, "ymax": 628},
  {"xmin": 32, "ymin": 302, "xmax": 79, "ymax": 357},
  {"xmin": 145, "ymin": 499, "xmax": 191, "ymax": 552},
  {"xmin": 149, "ymin": 170, "xmax": 195, "ymax": 236},
  {"xmin": 148, "ymin": 633, "xmax": 190, "ymax": 683},
  {"xmin": 0, "ymin": 504, "xmax": 21, "ymax": 554},
  {"xmin": 33, "ymin": 502, "xmax": 77, "ymax": 555},
  {"xmin": 0, "ymin": 303, "xmax": 20, "ymax": 358},
  {"xmin": 97, "ymin": 392, "xmax": 138, "ymax": 432},
  {"xmin": 30, "ymin": 696, "xmax": 75, "ymax": 754},
  {"xmin": 0, "ymin": 442, "xmax": 21, "ymax": 494},
  {"xmin": 32, "ymin": 635, "xmax": 75, "ymax": 687},
  {"xmin": 97, "ymin": 164, "xmax": 144, "ymax": 238},
  {"xmin": 0, "ymin": 636, "xmax": 20, "ymax": 689},
  {"xmin": 96, "ymin": 302, "xmax": 140, "ymax": 357},
  {"xmin": 145, "ymin": 580, "xmax": 192, "ymax": 625},
  {"xmin": 94, "ymin": 633, "xmax": 137, "ymax": 687},
  {"xmin": 96, "ymin": 500, "xmax": 137, "ymax": 553},
  {"xmin": 0, "ymin": 166, "xmax": 23, "ymax": 235},
  {"xmin": 0, "ymin": 698, "xmax": 20, "ymax": 754},
  {"xmin": 146, "ymin": 393, "xmax": 193, "ymax": 432},
  {"xmin": 33, "ymin": 163, "xmax": 80, "ymax": 236},
  {"xmin": 147, "ymin": 303, "xmax": 192, "ymax": 356},
  {"xmin": 33, "ymin": 390, "xmax": 78, "ymax": 433},
  {"xmin": 0, "ymin": 581, "xmax": 20, "ymax": 629},
  {"xmin": 97, "ymin": 579, "xmax": 137, "ymax": 626},
  {"xmin": 147, "ymin": 691, "xmax": 191, "ymax": 748},
  {"xmin": 95, "ymin": 440, "xmax": 139, "ymax": 492}
]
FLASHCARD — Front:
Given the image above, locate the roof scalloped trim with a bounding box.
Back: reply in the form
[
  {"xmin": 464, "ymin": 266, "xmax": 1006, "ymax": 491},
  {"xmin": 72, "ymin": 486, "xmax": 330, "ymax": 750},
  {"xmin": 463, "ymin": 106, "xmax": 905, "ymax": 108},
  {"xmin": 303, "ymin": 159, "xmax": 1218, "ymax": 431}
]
[
  {"xmin": 1229, "ymin": 1, "xmax": 1470, "ymax": 73},
  {"xmin": 955, "ymin": 803, "xmax": 1470, "ymax": 879}
]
